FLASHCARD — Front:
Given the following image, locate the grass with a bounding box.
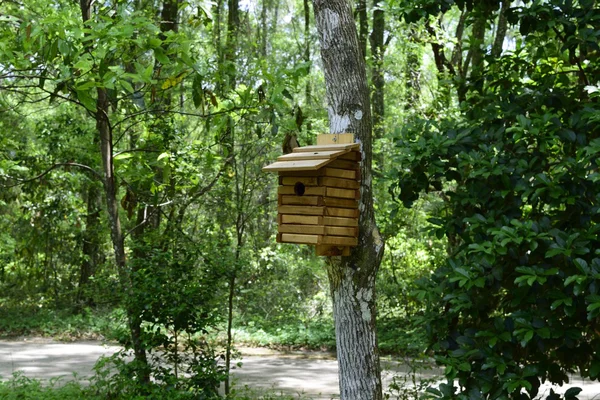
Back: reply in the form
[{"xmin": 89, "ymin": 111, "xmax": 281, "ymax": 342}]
[
  {"xmin": 229, "ymin": 320, "xmax": 336, "ymax": 351},
  {"xmin": 0, "ymin": 373, "xmax": 320, "ymax": 400},
  {"xmin": 0, "ymin": 372, "xmax": 98, "ymax": 400},
  {"xmin": 0, "ymin": 306, "xmax": 128, "ymax": 342}
]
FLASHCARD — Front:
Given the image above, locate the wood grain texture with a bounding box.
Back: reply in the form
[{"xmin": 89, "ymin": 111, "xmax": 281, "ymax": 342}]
[
  {"xmin": 277, "ymin": 149, "xmax": 347, "ymax": 161},
  {"xmin": 280, "ymin": 176, "xmax": 319, "ymax": 186},
  {"xmin": 338, "ymin": 151, "xmax": 361, "ymax": 161},
  {"xmin": 321, "ymin": 177, "xmax": 360, "ymax": 189},
  {"xmin": 316, "ymin": 133, "xmax": 356, "ymax": 145},
  {"xmin": 321, "ymin": 235, "xmax": 358, "ymax": 246},
  {"xmin": 278, "ymin": 186, "xmax": 326, "ymax": 196},
  {"xmin": 326, "ymin": 187, "xmax": 359, "ymax": 199},
  {"xmin": 323, "ymin": 167, "xmax": 356, "ymax": 180},
  {"xmin": 281, "ymin": 215, "xmax": 323, "ymax": 225},
  {"xmin": 280, "ymin": 195, "xmax": 322, "ymax": 206},
  {"xmin": 279, "ymin": 224, "xmax": 326, "ymax": 235},
  {"xmin": 278, "ymin": 205, "xmax": 325, "ymax": 215},
  {"xmin": 280, "ymin": 233, "xmax": 320, "ymax": 244},
  {"xmin": 323, "ymin": 216, "xmax": 359, "ymax": 227},
  {"xmin": 325, "ymin": 226, "xmax": 357, "ymax": 237},
  {"xmin": 326, "ymin": 207, "xmax": 359, "ymax": 218},
  {"xmin": 323, "ymin": 197, "xmax": 358, "ymax": 208},
  {"xmin": 327, "ymin": 159, "xmax": 360, "ymax": 170},
  {"xmin": 294, "ymin": 142, "xmax": 359, "ymax": 152},
  {"xmin": 263, "ymin": 159, "xmax": 330, "ymax": 172}
]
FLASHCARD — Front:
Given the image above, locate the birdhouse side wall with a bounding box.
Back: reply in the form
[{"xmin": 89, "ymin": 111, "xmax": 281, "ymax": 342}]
[{"xmin": 276, "ymin": 150, "xmax": 361, "ymax": 249}]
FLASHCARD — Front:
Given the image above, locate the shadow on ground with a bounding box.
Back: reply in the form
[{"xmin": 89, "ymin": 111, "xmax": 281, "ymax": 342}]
[{"xmin": 1, "ymin": 339, "xmax": 599, "ymax": 399}]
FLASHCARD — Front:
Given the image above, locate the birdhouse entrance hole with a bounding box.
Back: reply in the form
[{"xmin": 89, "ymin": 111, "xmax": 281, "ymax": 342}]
[{"xmin": 294, "ymin": 182, "xmax": 306, "ymax": 196}]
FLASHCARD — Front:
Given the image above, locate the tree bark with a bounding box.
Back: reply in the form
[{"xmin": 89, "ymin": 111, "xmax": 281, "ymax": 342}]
[
  {"xmin": 370, "ymin": 0, "xmax": 385, "ymax": 139},
  {"xmin": 312, "ymin": 1, "xmax": 385, "ymax": 399},
  {"xmin": 78, "ymin": 182, "xmax": 103, "ymax": 309},
  {"xmin": 356, "ymin": 0, "xmax": 367, "ymax": 59},
  {"xmin": 492, "ymin": 1, "xmax": 510, "ymax": 59}
]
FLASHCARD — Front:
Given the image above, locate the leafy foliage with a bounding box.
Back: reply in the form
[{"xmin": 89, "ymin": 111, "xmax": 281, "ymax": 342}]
[{"xmin": 393, "ymin": 0, "xmax": 600, "ymax": 398}]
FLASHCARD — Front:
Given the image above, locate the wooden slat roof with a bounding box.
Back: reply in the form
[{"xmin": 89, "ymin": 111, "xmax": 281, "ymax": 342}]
[{"xmin": 263, "ymin": 143, "xmax": 360, "ymax": 172}]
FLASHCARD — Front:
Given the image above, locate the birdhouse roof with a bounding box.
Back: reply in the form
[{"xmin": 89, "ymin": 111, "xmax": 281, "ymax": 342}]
[{"xmin": 262, "ymin": 143, "xmax": 360, "ymax": 172}]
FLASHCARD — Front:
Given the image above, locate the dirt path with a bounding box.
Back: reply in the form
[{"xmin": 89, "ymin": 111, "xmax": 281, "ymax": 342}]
[{"xmin": 1, "ymin": 339, "xmax": 598, "ymax": 399}]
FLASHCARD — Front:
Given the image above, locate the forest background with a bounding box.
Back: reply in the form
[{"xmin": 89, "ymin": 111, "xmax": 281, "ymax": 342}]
[{"xmin": 0, "ymin": 0, "xmax": 599, "ymax": 398}]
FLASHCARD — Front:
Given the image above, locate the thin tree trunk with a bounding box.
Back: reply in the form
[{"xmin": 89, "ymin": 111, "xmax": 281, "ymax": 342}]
[
  {"xmin": 405, "ymin": 27, "xmax": 421, "ymax": 110},
  {"xmin": 97, "ymin": 87, "xmax": 149, "ymax": 382},
  {"xmin": 79, "ymin": 0, "xmax": 149, "ymax": 383},
  {"xmin": 492, "ymin": 1, "xmax": 510, "ymax": 58},
  {"xmin": 451, "ymin": 10, "xmax": 467, "ymax": 75},
  {"xmin": 78, "ymin": 183, "xmax": 102, "ymax": 309},
  {"xmin": 356, "ymin": 0, "xmax": 367, "ymax": 59},
  {"xmin": 260, "ymin": 0, "xmax": 268, "ymax": 56},
  {"xmin": 370, "ymin": 0, "xmax": 384, "ymax": 139},
  {"xmin": 304, "ymin": 0, "xmax": 313, "ymax": 136},
  {"xmin": 312, "ymin": 1, "xmax": 385, "ymax": 399}
]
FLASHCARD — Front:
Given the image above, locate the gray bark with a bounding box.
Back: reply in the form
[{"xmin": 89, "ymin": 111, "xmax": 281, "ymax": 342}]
[{"xmin": 312, "ymin": 1, "xmax": 384, "ymax": 399}]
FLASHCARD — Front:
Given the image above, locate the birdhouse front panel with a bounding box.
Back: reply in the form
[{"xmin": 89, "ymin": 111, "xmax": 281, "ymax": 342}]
[{"xmin": 263, "ymin": 139, "xmax": 361, "ymax": 256}]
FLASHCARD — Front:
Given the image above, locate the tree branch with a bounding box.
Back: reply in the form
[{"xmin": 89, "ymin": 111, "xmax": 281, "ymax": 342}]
[{"xmin": 1, "ymin": 162, "xmax": 104, "ymax": 188}]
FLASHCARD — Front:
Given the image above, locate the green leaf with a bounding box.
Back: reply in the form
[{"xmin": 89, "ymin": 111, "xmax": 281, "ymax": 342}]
[
  {"xmin": 589, "ymin": 361, "xmax": 600, "ymax": 378},
  {"xmin": 76, "ymin": 89, "xmax": 97, "ymax": 112},
  {"xmin": 119, "ymin": 79, "xmax": 134, "ymax": 94},
  {"xmin": 154, "ymin": 48, "xmax": 170, "ymax": 65},
  {"xmin": 114, "ymin": 153, "xmax": 133, "ymax": 161}
]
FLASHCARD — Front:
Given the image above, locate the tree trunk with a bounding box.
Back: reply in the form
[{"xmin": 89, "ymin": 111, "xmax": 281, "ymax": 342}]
[
  {"xmin": 312, "ymin": 1, "xmax": 385, "ymax": 399},
  {"xmin": 492, "ymin": 1, "xmax": 510, "ymax": 59},
  {"xmin": 356, "ymin": 0, "xmax": 367, "ymax": 59},
  {"xmin": 97, "ymin": 88, "xmax": 149, "ymax": 382},
  {"xmin": 370, "ymin": 0, "xmax": 385, "ymax": 139},
  {"xmin": 405, "ymin": 27, "xmax": 421, "ymax": 110},
  {"xmin": 79, "ymin": 0, "xmax": 149, "ymax": 382},
  {"xmin": 78, "ymin": 182, "xmax": 103, "ymax": 309}
]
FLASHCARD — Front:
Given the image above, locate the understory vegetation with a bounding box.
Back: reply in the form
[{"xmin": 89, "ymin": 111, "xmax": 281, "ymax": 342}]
[{"xmin": 1, "ymin": 0, "xmax": 598, "ymax": 398}]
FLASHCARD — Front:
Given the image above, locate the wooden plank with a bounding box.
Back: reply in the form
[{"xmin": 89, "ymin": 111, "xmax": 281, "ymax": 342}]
[
  {"xmin": 326, "ymin": 207, "xmax": 359, "ymax": 218},
  {"xmin": 316, "ymin": 245, "xmax": 351, "ymax": 256},
  {"xmin": 280, "ymin": 176, "xmax": 318, "ymax": 186},
  {"xmin": 280, "ymin": 195, "xmax": 322, "ymax": 206},
  {"xmin": 326, "ymin": 187, "xmax": 359, "ymax": 199},
  {"xmin": 321, "ymin": 236, "xmax": 358, "ymax": 246},
  {"xmin": 281, "ymin": 215, "xmax": 323, "ymax": 225},
  {"xmin": 278, "ymin": 186, "xmax": 326, "ymax": 196},
  {"xmin": 280, "ymin": 233, "xmax": 320, "ymax": 245},
  {"xmin": 323, "ymin": 197, "xmax": 358, "ymax": 209},
  {"xmin": 325, "ymin": 226, "xmax": 357, "ymax": 237},
  {"xmin": 316, "ymin": 133, "xmax": 355, "ymax": 145},
  {"xmin": 320, "ymin": 177, "xmax": 360, "ymax": 189},
  {"xmin": 327, "ymin": 159, "xmax": 359, "ymax": 170},
  {"xmin": 294, "ymin": 143, "xmax": 359, "ymax": 153},
  {"xmin": 278, "ymin": 205, "xmax": 325, "ymax": 216},
  {"xmin": 279, "ymin": 170, "xmax": 322, "ymax": 177},
  {"xmin": 279, "ymin": 170, "xmax": 361, "ymax": 182},
  {"xmin": 263, "ymin": 158, "xmax": 331, "ymax": 172},
  {"xmin": 324, "ymin": 216, "xmax": 358, "ymax": 227},
  {"xmin": 277, "ymin": 150, "xmax": 347, "ymax": 161},
  {"xmin": 279, "ymin": 224, "xmax": 326, "ymax": 235},
  {"xmin": 338, "ymin": 151, "xmax": 361, "ymax": 161},
  {"xmin": 323, "ymin": 168, "xmax": 356, "ymax": 180}
]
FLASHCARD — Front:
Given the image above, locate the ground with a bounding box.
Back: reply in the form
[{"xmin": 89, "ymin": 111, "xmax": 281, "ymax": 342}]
[{"xmin": 0, "ymin": 339, "xmax": 598, "ymax": 399}]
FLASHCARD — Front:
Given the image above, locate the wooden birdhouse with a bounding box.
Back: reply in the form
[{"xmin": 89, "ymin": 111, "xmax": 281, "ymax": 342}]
[{"xmin": 262, "ymin": 133, "xmax": 361, "ymax": 256}]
